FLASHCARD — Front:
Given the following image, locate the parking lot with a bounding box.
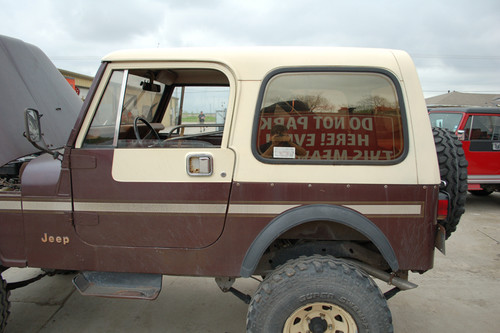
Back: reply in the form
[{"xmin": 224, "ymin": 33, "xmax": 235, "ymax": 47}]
[{"xmin": 3, "ymin": 193, "xmax": 500, "ymax": 332}]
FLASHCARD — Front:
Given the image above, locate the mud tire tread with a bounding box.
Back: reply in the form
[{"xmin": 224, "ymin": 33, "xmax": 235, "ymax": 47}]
[
  {"xmin": 246, "ymin": 255, "xmax": 393, "ymax": 333},
  {"xmin": 0, "ymin": 277, "xmax": 10, "ymax": 333},
  {"xmin": 433, "ymin": 127, "xmax": 468, "ymax": 239}
]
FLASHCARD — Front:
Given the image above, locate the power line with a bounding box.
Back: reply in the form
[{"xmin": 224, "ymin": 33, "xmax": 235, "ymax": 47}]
[
  {"xmin": 423, "ymin": 89, "xmax": 500, "ymax": 92},
  {"xmin": 49, "ymin": 56, "xmax": 100, "ymax": 61},
  {"xmin": 412, "ymin": 54, "xmax": 500, "ymax": 60}
]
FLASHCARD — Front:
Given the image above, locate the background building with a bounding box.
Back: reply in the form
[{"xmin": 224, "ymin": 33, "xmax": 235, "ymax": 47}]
[
  {"xmin": 59, "ymin": 69, "xmax": 94, "ymax": 101},
  {"xmin": 426, "ymin": 91, "xmax": 500, "ymax": 107}
]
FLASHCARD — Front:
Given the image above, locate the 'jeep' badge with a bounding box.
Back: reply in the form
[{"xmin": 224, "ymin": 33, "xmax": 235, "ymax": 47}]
[{"xmin": 41, "ymin": 233, "xmax": 70, "ymax": 245}]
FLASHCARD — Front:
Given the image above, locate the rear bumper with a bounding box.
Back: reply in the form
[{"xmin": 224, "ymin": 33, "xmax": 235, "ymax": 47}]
[{"xmin": 468, "ymin": 175, "xmax": 500, "ymax": 184}]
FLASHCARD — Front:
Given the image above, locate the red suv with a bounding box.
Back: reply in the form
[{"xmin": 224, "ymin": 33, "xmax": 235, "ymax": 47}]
[{"xmin": 429, "ymin": 107, "xmax": 500, "ymax": 195}]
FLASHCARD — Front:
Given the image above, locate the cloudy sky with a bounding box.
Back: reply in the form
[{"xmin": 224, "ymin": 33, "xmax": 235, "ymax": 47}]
[{"xmin": 1, "ymin": 0, "xmax": 499, "ymax": 97}]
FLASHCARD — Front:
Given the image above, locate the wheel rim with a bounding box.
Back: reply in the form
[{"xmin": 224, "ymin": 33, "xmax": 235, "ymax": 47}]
[{"xmin": 283, "ymin": 302, "xmax": 358, "ymax": 333}]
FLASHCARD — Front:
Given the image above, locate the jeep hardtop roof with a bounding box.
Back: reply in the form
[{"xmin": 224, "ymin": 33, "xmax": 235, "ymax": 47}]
[{"xmin": 102, "ymin": 47, "xmax": 412, "ymax": 80}]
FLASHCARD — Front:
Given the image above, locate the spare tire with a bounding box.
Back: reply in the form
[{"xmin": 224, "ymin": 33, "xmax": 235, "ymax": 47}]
[{"xmin": 433, "ymin": 127, "xmax": 468, "ymax": 239}]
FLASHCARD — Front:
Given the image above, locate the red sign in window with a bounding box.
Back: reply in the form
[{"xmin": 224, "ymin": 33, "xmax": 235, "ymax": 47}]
[{"xmin": 257, "ymin": 113, "xmax": 403, "ymax": 161}]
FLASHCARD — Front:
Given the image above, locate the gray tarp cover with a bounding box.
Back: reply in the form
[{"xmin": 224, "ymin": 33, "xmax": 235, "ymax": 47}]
[{"xmin": 0, "ymin": 34, "xmax": 83, "ymax": 167}]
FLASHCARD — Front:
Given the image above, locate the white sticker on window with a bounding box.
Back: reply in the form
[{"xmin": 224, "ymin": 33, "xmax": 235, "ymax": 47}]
[{"xmin": 273, "ymin": 147, "xmax": 295, "ymax": 159}]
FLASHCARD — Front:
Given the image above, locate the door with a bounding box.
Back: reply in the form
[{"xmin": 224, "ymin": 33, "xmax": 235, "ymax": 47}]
[
  {"xmin": 71, "ymin": 65, "xmax": 235, "ymax": 248},
  {"xmin": 461, "ymin": 113, "xmax": 500, "ymax": 182}
]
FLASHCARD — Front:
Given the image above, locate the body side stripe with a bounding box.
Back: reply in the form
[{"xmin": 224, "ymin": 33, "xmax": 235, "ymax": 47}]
[
  {"xmin": 73, "ymin": 202, "xmax": 227, "ymax": 214},
  {"xmin": 228, "ymin": 203, "xmax": 422, "ymax": 216},
  {"xmin": 6, "ymin": 200, "xmax": 423, "ymax": 217},
  {"xmin": 23, "ymin": 201, "xmax": 72, "ymax": 211},
  {"xmin": 0, "ymin": 199, "xmax": 22, "ymax": 211}
]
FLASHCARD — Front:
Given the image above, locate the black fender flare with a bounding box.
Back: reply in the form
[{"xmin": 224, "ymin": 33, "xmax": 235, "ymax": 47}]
[{"xmin": 240, "ymin": 204, "xmax": 398, "ymax": 277}]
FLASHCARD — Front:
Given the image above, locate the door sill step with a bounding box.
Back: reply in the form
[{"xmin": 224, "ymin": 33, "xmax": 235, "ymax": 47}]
[{"xmin": 73, "ymin": 271, "xmax": 162, "ymax": 300}]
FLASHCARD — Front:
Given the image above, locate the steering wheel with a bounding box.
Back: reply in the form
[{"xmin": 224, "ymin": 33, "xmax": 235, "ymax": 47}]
[{"xmin": 133, "ymin": 116, "xmax": 161, "ymax": 142}]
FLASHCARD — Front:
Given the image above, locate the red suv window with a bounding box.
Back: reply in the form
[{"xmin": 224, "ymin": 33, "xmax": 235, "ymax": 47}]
[{"xmin": 463, "ymin": 115, "xmax": 500, "ymax": 141}]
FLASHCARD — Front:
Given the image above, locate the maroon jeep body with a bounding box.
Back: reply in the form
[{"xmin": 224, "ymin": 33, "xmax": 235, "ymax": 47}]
[{"xmin": 0, "ymin": 36, "xmax": 467, "ymax": 332}]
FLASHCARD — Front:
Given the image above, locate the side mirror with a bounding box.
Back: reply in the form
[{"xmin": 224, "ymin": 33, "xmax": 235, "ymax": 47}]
[
  {"xmin": 23, "ymin": 108, "xmax": 60, "ymax": 159},
  {"xmin": 24, "ymin": 108, "xmax": 43, "ymax": 143}
]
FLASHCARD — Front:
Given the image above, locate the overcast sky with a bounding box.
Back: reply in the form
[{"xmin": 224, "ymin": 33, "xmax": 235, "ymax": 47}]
[{"xmin": 1, "ymin": 0, "xmax": 499, "ymax": 97}]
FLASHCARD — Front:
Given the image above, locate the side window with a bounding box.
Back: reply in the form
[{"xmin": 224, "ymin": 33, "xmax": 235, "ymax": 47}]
[
  {"xmin": 429, "ymin": 113, "xmax": 463, "ymax": 132},
  {"xmin": 164, "ymin": 86, "xmax": 229, "ymax": 148},
  {"xmin": 82, "ymin": 68, "xmax": 230, "ymax": 148},
  {"xmin": 83, "ymin": 70, "xmax": 124, "ymax": 147},
  {"xmin": 254, "ymin": 71, "xmax": 405, "ymax": 163},
  {"xmin": 464, "ymin": 115, "xmax": 500, "ymax": 141},
  {"xmin": 120, "ymin": 73, "xmax": 165, "ymax": 125}
]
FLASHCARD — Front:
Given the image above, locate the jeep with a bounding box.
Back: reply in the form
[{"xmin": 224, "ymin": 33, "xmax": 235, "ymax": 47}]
[
  {"xmin": 429, "ymin": 107, "xmax": 500, "ymax": 196},
  {"xmin": 0, "ymin": 35, "xmax": 467, "ymax": 332}
]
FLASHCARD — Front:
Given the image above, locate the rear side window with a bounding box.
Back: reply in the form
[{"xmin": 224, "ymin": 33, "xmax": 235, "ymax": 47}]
[
  {"xmin": 463, "ymin": 115, "xmax": 500, "ymax": 141},
  {"xmin": 254, "ymin": 70, "xmax": 406, "ymax": 163}
]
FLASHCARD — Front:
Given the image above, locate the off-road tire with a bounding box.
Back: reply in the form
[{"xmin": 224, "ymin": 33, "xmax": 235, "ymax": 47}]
[
  {"xmin": 433, "ymin": 127, "xmax": 468, "ymax": 239},
  {"xmin": 246, "ymin": 255, "xmax": 393, "ymax": 333},
  {"xmin": 0, "ymin": 276, "xmax": 10, "ymax": 332}
]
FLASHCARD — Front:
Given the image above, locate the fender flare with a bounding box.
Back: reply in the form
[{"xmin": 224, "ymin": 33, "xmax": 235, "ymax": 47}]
[{"xmin": 240, "ymin": 204, "xmax": 399, "ymax": 277}]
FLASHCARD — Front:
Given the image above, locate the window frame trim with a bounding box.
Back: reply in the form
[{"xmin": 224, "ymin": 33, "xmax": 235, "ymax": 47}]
[
  {"xmin": 75, "ymin": 62, "xmax": 236, "ymax": 149},
  {"xmin": 251, "ymin": 66, "xmax": 409, "ymax": 165},
  {"xmin": 112, "ymin": 69, "xmax": 129, "ymax": 147}
]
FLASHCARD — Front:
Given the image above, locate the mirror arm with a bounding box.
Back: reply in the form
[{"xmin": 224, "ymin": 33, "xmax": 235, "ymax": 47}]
[
  {"xmin": 22, "ymin": 132, "xmax": 61, "ymax": 160},
  {"xmin": 23, "ymin": 108, "xmax": 61, "ymax": 160}
]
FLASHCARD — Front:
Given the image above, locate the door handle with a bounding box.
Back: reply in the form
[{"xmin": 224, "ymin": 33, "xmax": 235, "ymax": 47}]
[{"xmin": 186, "ymin": 154, "xmax": 213, "ymax": 176}]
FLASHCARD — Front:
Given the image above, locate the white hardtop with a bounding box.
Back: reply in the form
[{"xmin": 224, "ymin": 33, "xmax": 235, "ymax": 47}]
[
  {"xmin": 102, "ymin": 47, "xmax": 411, "ymax": 80},
  {"xmin": 101, "ymin": 46, "xmax": 436, "ymax": 185}
]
